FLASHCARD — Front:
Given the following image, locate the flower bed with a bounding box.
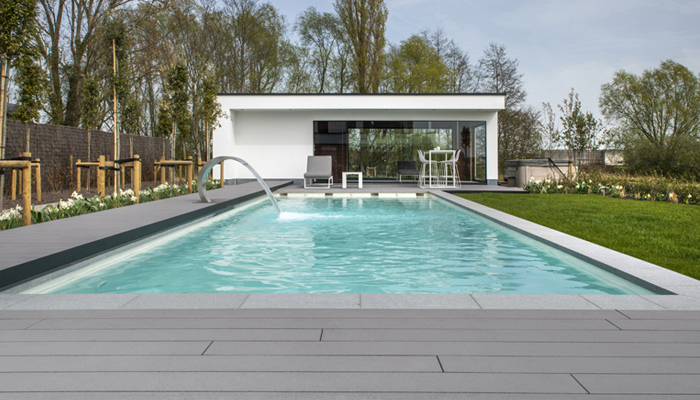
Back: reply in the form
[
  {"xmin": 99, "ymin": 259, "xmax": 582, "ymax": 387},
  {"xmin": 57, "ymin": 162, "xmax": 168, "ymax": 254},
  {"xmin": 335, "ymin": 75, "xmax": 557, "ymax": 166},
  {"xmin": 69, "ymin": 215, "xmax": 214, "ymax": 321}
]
[
  {"xmin": 1, "ymin": 180, "xmax": 220, "ymax": 231},
  {"xmin": 522, "ymin": 172, "xmax": 699, "ymax": 205}
]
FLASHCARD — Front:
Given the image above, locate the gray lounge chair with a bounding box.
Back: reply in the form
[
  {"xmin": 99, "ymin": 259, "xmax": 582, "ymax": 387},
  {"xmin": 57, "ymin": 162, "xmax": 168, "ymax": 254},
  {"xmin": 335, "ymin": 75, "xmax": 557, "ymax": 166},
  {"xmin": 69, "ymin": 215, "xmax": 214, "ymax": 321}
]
[
  {"xmin": 303, "ymin": 155, "xmax": 333, "ymax": 189},
  {"xmin": 397, "ymin": 161, "xmax": 420, "ymax": 183}
]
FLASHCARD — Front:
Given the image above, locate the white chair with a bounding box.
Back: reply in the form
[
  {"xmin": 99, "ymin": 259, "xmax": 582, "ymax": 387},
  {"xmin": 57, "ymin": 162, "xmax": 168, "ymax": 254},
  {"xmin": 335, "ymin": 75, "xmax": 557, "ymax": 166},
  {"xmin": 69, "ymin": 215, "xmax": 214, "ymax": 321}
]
[
  {"xmin": 417, "ymin": 150, "xmax": 441, "ymax": 188},
  {"xmin": 439, "ymin": 149, "xmax": 462, "ymax": 188},
  {"xmin": 303, "ymin": 155, "xmax": 333, "ymax": 189}
]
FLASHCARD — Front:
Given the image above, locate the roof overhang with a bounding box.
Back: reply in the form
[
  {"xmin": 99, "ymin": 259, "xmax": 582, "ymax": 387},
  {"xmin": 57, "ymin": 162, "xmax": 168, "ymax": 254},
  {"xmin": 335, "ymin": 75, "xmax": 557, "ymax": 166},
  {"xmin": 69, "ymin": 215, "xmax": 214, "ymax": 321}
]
[{"xmin": 216, "ymin": 93, "xmax": 506, "ymax": 112}]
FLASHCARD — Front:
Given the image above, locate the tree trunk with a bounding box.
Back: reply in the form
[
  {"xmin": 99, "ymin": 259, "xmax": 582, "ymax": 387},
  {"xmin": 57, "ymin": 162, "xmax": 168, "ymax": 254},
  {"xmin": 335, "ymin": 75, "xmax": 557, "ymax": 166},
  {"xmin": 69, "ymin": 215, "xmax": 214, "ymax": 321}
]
[
  {"xmin": 87, "ymin": 128, "xmax": 91, "ymax": 191},
  {"xmin": 25, "ymin": 123, "xmax": 30, "ymax": 153},
  {"xmin": 0, "ymin": 57, "xmax": 7, "ymax": 210}
]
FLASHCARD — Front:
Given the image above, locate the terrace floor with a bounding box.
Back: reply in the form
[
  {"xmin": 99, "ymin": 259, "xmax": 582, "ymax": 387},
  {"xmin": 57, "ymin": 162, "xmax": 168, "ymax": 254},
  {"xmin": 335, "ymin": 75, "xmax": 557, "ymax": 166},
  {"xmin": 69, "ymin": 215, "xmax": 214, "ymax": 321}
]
[{"xmin": 1, "ymin": 181, "xmax": 699, "ymax": 397}]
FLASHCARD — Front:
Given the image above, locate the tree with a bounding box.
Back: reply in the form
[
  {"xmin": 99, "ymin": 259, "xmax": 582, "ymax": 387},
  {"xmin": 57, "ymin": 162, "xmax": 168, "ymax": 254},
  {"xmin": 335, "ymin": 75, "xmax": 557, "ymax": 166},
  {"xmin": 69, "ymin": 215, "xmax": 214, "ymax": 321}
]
[
  {"xmin": 600, "ymin": 60, "xmax": 700, "ymax": 176},
  {"xmin": 384, "ymin": 35, "xmax": 449, "ymax": 93},
  {"xmin": 200, "ymin": 69, "xmax": 223, "ymax": 161},
  {"xmin": 222, "ymin": 0, "xmax": 287, "ymax": 93},
  {"xmin": 498, "ymin": 106, "xmax": 542, "ymax": 173},
  {"xmin": 13, "ymin": 54, "xmax": 47, "ymax": 152},
  {"xmin": 1, "ymin": 0, "xmax": 37, "ymax": 210},
  {"xmin": 420, "ymin": 28, "xmax": 477, "ymax": 93},
  {"xmin": 478, "ymin": 43, "xmax": 526, "ymax": 109},
  {"xmin": 295, "ymin": 7, "xmax": 341, "ymax": 93},
  {"xmin": 35, "ymin": 0, "xmax": 136, "ymax": 126},
  {"xmin": 558, "ymin": 88, "xmax": 605, "ymax": 164},
  {"xmin": 81, "ymin": 74, "xmax": 100, "ymax": 190},
  {"xmin": 540, "ymin": 102, "xmax": 558, "ymax": 151},
  {"xmin": 334, "ymin": 0, "xmax": 387, "ymax": 93},
  {"xmin": 165, "ymin": 61, "xmax": 191, "ymax": 158},
  {"xmin": 477, "ymin": 43, "xmax": 534, "ymax": 175}
]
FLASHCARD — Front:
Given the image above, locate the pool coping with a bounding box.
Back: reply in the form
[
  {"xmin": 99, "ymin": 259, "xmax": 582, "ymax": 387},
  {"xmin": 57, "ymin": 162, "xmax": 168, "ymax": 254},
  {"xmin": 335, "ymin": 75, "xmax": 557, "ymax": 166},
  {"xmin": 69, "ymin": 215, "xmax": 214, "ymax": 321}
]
[{"xmin": 1, "ymin": 183, "xmax": 699, "ymax": 310}]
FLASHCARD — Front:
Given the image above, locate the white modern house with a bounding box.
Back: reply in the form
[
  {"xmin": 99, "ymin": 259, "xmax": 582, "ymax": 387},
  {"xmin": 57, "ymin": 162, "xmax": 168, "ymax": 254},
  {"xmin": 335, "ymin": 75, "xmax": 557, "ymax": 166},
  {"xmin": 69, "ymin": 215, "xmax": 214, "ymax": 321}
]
[{"xmin": 212, "ymin": 94, "xmax": 505, "ymax": 185}]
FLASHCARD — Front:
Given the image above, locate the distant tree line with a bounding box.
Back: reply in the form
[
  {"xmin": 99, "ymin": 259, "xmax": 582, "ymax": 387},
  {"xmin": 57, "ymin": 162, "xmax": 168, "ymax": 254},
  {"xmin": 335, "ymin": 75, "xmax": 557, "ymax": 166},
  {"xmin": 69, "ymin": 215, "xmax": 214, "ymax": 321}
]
[
  {"xmin": 2, "ymin": 0, "xmax": 698, "ymax": 180},
  {"xmin": 1, "ymin": 0, "xmax": 536, "ymax": 166}
]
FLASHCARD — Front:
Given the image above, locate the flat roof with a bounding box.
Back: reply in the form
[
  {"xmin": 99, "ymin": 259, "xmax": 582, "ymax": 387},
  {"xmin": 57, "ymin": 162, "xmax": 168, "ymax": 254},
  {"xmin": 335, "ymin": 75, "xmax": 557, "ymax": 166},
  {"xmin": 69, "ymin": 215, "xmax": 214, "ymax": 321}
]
[{"xmin": 215, "ymin": 93, "xmax": 506, "ymax": 112}]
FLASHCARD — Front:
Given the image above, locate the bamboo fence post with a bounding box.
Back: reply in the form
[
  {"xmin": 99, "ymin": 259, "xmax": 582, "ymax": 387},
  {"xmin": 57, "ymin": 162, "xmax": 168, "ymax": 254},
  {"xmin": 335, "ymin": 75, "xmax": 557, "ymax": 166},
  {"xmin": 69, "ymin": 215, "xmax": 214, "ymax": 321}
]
[
  {"xmin": 159, "ymin": 156, "xmax": 166, "ymax": 185},
  {"xmin": 121, "ymin": 165, "xmax": 126, "ymax": 188},
  {"xmin": 11, "ymin": 170, "xmax": 16, "ymax": 200},
  {"xmin": 133, "ymin": 155, "xmax": 141, "ymax": 202},
  {"xmin": 22, "ymin": 161, "xmax": 31, "ymax": 226},
  {"xmin": 69, "ymin": 155, "xmax": 73, "ymax": 188},
  {"xmin": 187, "ymin": 156, "xmax": 193, "ymax": 194},
  {"xmin": 22, "ymin": 153, "xmax": 31, "ymax": 197},
  {"xmin": 34, "ymin": 158, "xmax": 41, "ymax": 202},
  {"xmin": 219, "ymin": 161, "xmax": 224, "ymax": 188},
  {"xmin": 76, "ymin": 159, "xmax": 82, "ymax": 191},
  {"xmin": 97, "ymin": 155, "xmax": 106, "ymax": 197}
]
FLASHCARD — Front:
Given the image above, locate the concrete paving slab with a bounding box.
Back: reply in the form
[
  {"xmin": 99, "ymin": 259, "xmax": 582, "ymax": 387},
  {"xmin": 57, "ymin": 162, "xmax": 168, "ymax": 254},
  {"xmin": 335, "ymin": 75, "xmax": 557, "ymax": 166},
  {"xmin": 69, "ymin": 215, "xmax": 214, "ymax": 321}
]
[
  {"xmin": 0, "ymin": 328, "xmax": 322, "ymax": 342},
  {"xmin": 471, "ymin": 294, "xmax": 601, "ymax": 309},
  {"xmin": 0, "ymin": 371, "xmax": 586, "ymax": 393},
  {"xmin": 620, "ymin": 310, "xmax": 700, "ymax": 320},
  {"xmin": 360, "ymin": 294, "xmax": 480, "ymax": 309},
  {"xmin": 242, "ymin": 294, "xmax": 360, "ymax": 309},
  {"xmin": 0, "ymin": 355, "xmax": 441, "ymax": 373},
  {"xmin": 4, "ymin": 294, "xmax": 140, "ymax": 310},
  {"xmin": 27, "ymin": 316, "xmax": 620, "ymax": 330},
  {"xmin": 580, "ymin": 295, "xmax": 666, "ymax": 310},
  {"xmin": 1, "ymin": 393, "xmax": 697, "ymax": 400},
  {"xmin": 120, "ymin": 293, "xmax": 250, "ymax": 309},
  {"xmin": 0, "ymin": 308, "xmax": 629, "ymax": 320},
  {"xmin": 641, "ymin": 295, "xmax": 700, "ymax": 310},
  {"xmin": 664, "ymin": 286, "xmax": 700, "ymax": 298}
]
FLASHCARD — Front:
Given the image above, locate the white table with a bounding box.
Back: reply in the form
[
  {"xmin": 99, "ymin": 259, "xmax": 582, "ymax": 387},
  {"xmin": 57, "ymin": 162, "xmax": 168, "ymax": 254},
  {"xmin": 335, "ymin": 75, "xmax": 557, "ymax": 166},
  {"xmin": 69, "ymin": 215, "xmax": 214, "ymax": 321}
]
[
  {"xmin": 428, "ymin": 150, "xmax": 456, "ymax": 188},
  {"xmin": 342, "ymin": 172, "xmax": 363, "ymax": 189}
]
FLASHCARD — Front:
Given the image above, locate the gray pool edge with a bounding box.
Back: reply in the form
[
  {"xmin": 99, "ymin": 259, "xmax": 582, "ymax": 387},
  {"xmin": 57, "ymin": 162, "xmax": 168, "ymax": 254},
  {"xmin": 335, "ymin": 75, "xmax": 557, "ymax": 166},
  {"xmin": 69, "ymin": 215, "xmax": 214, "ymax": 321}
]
[{"xmin": 1, "ymin": 184, "xmax": 699, "ymax": 311}]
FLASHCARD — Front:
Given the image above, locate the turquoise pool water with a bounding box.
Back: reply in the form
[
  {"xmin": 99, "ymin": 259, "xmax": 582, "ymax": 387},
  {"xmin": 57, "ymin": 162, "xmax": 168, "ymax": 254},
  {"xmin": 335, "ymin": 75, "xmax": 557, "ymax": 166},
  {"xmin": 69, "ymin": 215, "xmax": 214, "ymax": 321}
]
[{"xmin": 25, "ymin": 196, "xmax": 653, "ymax": 295}]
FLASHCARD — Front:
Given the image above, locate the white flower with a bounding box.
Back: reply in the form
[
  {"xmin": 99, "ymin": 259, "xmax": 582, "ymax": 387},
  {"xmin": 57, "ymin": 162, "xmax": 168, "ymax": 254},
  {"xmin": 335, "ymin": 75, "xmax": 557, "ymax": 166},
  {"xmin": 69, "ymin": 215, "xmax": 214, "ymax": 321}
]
[
  {"xmin": 557, "ymin": 185, "xmax": 563, "ymax": 189},
  {"xmin": 59, "ymin": 200, "xmax": 70, "ymax": 209},
  {"xmin": 71, "ymin": 191, "xmax": 84, "ymax": 200},
  {"xmin": 130, "ymin": 195, "xmax": 137, "ymax": 202}
]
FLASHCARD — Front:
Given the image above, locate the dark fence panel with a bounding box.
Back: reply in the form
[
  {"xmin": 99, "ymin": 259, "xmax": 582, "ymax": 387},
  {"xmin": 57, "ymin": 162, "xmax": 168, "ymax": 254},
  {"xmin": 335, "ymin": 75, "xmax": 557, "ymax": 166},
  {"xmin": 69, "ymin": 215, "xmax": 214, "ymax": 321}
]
[{"xmin": 2, "ymin": 120, "xmax": 171, "ymax": 193}]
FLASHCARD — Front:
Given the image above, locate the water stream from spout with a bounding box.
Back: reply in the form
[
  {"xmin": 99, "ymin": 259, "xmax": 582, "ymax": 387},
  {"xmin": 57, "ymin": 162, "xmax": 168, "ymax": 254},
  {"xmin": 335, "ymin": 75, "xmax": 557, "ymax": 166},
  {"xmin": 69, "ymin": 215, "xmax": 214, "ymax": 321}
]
[{"xmin": 196, "ymin": 156, "xmax": 281, "ymax": 215}]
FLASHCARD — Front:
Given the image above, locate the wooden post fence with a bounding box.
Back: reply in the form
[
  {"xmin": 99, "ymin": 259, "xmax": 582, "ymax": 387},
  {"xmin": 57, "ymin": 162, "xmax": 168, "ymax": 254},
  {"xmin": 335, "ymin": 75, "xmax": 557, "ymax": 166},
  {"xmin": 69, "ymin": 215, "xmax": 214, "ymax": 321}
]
[
  {"xmin": 153, "ymin": 157, "xmax": 194, "ymax": 193},
  {"xmin": 9, "ymin": 152, "xmax": 40, "ymax": 203},
  {"xmin": 0, "ymin": 158, "xmax": 32, "ymax": 226}
]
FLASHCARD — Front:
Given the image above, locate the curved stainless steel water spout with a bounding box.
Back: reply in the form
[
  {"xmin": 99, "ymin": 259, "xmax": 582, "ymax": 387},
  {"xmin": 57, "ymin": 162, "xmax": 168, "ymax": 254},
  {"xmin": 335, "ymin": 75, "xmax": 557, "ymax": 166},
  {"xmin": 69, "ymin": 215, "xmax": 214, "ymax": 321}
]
[{"xmin": 197, "ymin": 156, "xmax": 281, "ymax": 215}]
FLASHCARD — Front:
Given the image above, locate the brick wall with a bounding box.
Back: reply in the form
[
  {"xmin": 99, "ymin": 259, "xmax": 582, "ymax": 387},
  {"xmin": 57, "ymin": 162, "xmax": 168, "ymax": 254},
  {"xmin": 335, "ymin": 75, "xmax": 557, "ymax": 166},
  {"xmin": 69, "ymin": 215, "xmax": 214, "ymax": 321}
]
[{"xmin": 2, "ymin": 120, "xmax": 171, "ymax": 193}]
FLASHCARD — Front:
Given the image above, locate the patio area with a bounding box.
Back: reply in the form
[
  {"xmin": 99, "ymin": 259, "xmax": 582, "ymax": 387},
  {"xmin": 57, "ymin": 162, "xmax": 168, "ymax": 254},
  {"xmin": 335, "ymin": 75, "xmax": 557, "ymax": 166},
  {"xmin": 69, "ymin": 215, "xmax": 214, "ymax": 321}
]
[
  {"xmin": 2, "ymin": 307, "xmax": 700, "ymax": 398},
  {"xmin": 1, "ymin": 181, "xmax": 699, "ymax": 397}
]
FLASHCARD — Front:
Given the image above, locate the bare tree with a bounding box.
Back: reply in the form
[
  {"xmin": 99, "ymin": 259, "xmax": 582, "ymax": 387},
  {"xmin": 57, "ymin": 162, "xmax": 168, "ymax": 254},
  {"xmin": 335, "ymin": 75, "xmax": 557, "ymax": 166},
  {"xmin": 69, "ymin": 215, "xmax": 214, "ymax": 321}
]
[
  {"xmin": 334, "ymin": 0, "xmax": 387, "ymax": 93},
  {"xmin": 478, "ymin": 42, "xmax": 526, "ymax": 109}
]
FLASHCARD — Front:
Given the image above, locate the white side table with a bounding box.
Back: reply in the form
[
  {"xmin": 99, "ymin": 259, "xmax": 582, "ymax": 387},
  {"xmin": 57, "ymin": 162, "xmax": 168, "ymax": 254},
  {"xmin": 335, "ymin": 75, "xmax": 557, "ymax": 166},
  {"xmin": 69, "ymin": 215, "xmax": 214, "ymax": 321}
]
[{"xmin": 342, "ymin": 172, "xmax": 363, "ymax": 188}]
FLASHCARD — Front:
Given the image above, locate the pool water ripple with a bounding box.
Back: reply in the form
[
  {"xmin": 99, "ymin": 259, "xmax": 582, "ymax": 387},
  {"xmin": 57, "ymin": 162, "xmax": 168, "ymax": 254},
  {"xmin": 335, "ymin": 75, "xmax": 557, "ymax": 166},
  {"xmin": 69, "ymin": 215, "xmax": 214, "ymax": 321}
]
[{"xmin": 25, "ymin": 197, "xmax": 653, "ymax": 294}]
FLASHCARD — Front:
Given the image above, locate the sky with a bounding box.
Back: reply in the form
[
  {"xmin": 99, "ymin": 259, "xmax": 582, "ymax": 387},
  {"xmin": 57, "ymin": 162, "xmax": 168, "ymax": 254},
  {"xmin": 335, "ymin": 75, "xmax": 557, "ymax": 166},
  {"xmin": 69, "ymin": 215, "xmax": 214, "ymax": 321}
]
[{"xmin": 273, "ymin": 0, "xmax": 700, "ymax": 119}]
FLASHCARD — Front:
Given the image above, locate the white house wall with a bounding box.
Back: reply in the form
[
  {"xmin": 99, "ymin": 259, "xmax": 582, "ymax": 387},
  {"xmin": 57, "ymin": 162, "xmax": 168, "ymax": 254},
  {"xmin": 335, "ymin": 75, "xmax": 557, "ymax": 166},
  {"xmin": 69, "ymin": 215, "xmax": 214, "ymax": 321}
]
[{"xmin": 213, "ymin": 95, "xmax": 505, "ymax": 183}]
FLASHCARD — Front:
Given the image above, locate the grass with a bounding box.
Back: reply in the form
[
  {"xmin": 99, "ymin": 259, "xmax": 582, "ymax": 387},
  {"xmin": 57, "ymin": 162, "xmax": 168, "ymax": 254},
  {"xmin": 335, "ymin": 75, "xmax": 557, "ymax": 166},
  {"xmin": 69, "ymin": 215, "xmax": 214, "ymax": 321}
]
[{"xmin": 457, "ymin": 193, "xmax": 700, "ymax": 281}]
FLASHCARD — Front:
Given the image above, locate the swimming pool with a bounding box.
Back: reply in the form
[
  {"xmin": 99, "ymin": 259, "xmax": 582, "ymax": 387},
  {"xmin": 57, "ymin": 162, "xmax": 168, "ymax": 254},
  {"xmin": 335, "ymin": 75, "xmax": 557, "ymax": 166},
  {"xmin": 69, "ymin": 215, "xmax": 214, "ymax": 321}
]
[{"xmin": 24, "ymin": 196, "xmax": 654, "ymax": 295}]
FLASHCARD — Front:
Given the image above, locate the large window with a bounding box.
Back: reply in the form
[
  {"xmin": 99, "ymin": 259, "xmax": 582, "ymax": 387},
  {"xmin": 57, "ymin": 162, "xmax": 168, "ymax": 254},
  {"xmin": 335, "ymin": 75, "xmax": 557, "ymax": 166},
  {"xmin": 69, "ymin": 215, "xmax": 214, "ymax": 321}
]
[{"xmin": 314, "ymin": 121, "xmax": 486, "ymax": 182}]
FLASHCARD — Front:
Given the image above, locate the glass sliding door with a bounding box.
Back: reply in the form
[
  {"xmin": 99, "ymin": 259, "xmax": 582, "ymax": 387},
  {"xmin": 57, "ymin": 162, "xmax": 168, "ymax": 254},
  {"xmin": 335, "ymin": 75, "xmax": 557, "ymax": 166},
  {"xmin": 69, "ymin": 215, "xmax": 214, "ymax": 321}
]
[{"xmin": 314, "ymin": 121, "xmax": 486, "ymax": 182}]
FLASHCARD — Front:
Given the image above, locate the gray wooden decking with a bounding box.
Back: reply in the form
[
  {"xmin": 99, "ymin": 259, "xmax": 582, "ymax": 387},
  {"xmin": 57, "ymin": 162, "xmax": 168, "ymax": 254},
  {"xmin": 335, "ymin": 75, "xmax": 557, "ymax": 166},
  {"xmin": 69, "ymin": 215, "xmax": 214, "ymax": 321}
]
[
  {"xmin": 1, "ymin": 308, "xmax": 700, "ymax": 398},
  {"xmin": 2, "ymin": 182, "xmax": 700, "ymax": 397}
]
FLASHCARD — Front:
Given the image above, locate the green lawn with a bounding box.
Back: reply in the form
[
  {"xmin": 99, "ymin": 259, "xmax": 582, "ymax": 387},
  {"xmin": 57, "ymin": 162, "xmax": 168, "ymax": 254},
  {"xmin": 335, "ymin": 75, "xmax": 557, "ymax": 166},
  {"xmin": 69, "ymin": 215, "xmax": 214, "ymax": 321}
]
[{"xmin": 457, "ymin": 193, "xmax": 700, "ymax": 281}]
